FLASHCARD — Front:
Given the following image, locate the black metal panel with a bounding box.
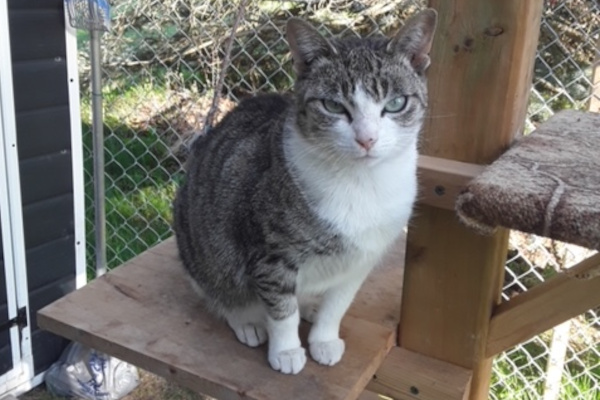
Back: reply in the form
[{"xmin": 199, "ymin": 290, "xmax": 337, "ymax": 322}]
[
  {"xmin": 28, "ymin": 274, "xmax": 75, "ymax": 339},
  {"xmin": 0, "ymin": 259, "xmax": 12, "ymax": 377},
  {"xmin": 8, "ymin": 9, "xmax": 66, "ymax": 62},
  {"xmin": 28, "ymin": 274, "xmax": 75, "ymax": 374},
  {"xmin": 16, "ymin": 106, "xmax": 71, "ymax": 160},
  {"xmin": 27, "ymin": 235, "xmax": 76, "ymax": 293},
  {"xmin": 8, "ymin": 0, "xmax": 75, "ymax": 378},
  {"xmin": 0, "ymin": 342, "xmax": 11, "ymax": 377},
  {"xmin": 30, "ymin": 329, "xmax": 70, "ymax": 375},
  {"xmin": 0, "ymin": 212, "xmax": 3, "ymax": 260},
  {"xmin": 12, "ymin": 60, "xmax": 69, "ymax": 113},
  {"xmin": 7, "ymin": 0, "xmax": 63, "ymax": 10},
  {"xmin": 0, "ymin": 207, "xmax": 12, "ymax": 376},
  {"xmin": 0, "ymin": 262, "xmax": 6, "ymax": 320},
  {"xmin": 19, "ymin": 151, "xmax": 73, "ymax": 206},
  {"xmin": 22, "ymin": 193, "xmax": 74, "ymax": 251}
]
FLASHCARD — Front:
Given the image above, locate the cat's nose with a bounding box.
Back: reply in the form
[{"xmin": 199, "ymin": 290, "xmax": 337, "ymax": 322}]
[{"xmin": 355, "ymin": 134, "xmax": 377, "ymax": 151}]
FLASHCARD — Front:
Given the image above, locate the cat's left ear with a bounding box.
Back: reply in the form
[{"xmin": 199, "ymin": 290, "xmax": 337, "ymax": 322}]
[
  {"xmin": 287, "ymin": 18, "xmax": 337, "ymax": 76},
  {"xmin": 387, "ymin": 8, "xmax": 438, "ymax": 73}
]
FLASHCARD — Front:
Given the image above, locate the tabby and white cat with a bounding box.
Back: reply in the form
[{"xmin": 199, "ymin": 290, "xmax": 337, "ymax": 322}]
[{"xmin": 173, "ymin": 9, "xmax": 437, "ymax": 374}]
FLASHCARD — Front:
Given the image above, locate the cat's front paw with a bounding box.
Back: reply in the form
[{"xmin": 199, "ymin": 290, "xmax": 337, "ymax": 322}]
[
  {"xmin": 309, "ymin": 338, "xmax": 345, "ymax": 366},
  {"xmin": 268, "ymin": 347, "xmax": 307, "ymax": 374},
  {"xmin": 232, "ymin": 324, "xmax": 267, "ymax": 347},
  {"xmin": 299, "ymin": 301, "xmax": 319, "ymax": 324}
]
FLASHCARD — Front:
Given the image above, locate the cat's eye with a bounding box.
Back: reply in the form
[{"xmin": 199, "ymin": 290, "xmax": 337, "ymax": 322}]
[
  {"xmin": 383, "ymin": 96, "xmax": 408, "ymax": 113},
  {"xmin": 322, "ymin": 99, "xmax": 347, "ymax": 114}
]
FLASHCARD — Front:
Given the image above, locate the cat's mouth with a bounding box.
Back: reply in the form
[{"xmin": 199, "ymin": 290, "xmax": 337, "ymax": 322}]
[
  {"xmin": 355, "ymin": 150, "xmax": 381, "ymax": 164},
  {"xmin": 356, "ymin": 147, "xmax": 378, "ymax": 159}
]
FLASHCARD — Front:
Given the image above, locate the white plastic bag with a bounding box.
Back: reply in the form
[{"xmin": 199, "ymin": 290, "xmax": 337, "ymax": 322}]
[{"xmin": 45, "ymin": 342, "xmax": 139, "ymax": 399}]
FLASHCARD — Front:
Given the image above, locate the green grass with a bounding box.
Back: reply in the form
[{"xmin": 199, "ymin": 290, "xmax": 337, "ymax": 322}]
[
  {"xmin": 561, "ymin": 374, "xmax": 599, "ymax": 400},
  {"xmin": 103, "ymin": 182, "xmax": 178, "ymax": 267},
  {"xmin": 490, "ymin": 335, "xmax": 600, "ymax": 399},
  {"xmin": 492, "ymin": 356, "xmax": 599, "ymax": 400}
]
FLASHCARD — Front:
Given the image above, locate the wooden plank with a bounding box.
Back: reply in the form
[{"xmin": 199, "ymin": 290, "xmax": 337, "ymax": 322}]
[
  {"xmin": 38, "ymin": 237, "xmax": 404, "ymax": 400},
  {"xmin": 367, "ymin": 347, "xmax": 472, "ymax": 400},
  {"xmin": 357, "ymin": 390, "xmax": 385, "ymax": 400},
  {"xmin": 401, "ymin": 2, "xmax": 544, "ymax": 399},
  {"xmin": 416, "ymin": 155, "xmax": 484, "ymax": 210},
  {"xmin": 486, "ymin": 252, "xmax": 600, "ymax": 357}
]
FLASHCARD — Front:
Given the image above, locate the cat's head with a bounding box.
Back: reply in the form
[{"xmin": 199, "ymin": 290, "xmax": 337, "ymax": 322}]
[{"xmin": 286, "ymin": 9, "xmax": 437, "ymax": 165}]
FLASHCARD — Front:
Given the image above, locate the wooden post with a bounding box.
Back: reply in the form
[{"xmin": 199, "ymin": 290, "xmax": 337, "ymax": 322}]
[{"xmin": 399, "ymin": 1, "xmax": 544, "ymax": 399}]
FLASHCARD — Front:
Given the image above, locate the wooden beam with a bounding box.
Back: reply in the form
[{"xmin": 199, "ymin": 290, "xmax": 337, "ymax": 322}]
[
  {"xmin": 486, "ymin": 252, "xmax": 600, "ymax": 357},
  {"xmin": 400, "ymin": 1, "xmax": 544, "ymax": 399},
  {"xmin": 367, "ymin": 347, "xmax": 473, "ymax": 400},
  {"xmin": 417, "ymin": 155, "xmax": 484, "ymax": 210}
]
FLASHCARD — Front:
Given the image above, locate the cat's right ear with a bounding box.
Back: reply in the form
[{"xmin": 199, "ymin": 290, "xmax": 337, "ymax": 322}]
[
  {"xmin": 286, "ymin": 18, "xmax": 336, "ymax": 76},
  {"xmin": 387, "ymin": 8, "xmax": 438, "ymax": 73}
]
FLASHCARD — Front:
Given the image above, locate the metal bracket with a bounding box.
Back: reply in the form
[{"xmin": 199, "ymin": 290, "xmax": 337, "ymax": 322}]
[{"xmin": 0, "ymin": 307, "xmax": 27, "ymax": 333}]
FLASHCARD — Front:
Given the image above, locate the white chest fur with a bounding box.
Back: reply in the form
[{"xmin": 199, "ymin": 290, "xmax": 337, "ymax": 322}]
[
  {"xmin": 286, "ymin": 131, "xmax": 418, "ymax": 294},
  {"xmin": 311, "ymin": 155, "xmax": 416, "ymax": 250}
]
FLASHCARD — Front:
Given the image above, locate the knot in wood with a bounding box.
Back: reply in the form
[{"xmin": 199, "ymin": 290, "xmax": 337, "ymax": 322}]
[{"xmin": 485, "ymin": 26, "xmax": 504, "ymax": 37}]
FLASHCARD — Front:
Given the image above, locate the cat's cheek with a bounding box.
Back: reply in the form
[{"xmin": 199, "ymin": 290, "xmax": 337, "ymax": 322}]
[
  {"xmin": 331, "ymin": 122, "xmax": 360, "ymax": 156},
  {"xmin": 369, "ymin": 124, "xmax": 401, "ymax": 158}
]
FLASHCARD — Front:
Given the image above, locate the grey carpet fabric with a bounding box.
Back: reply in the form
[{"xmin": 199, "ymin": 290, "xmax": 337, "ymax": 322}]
[{"xmin": 456, "ymin": 110, "xmax": 600, "ymax": 250}]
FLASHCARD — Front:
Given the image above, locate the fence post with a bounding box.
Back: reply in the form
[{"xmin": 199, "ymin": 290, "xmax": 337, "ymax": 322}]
[
  {"xmin": 399, "ymin": 1, "xmax": 544, "ymax": 398},
  {"xmin": 543, "ymin": 320, "xmax": 571, "ymax": 400},
  {"xmin": 589, "ymin": 39, "xmax": 600, "ymax": 113}
]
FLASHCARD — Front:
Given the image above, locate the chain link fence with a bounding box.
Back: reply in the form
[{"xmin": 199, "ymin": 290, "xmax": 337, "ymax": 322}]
[
  {"xmin": 492, "ymin": 234, "xmax": 599, "ymax": 400},
  {"xmin": 77, "ymin": 0, "xmax": 599, "ymax": 398}
]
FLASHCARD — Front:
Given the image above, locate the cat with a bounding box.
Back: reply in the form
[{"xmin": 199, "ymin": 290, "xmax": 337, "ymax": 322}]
[{"xmin": 173, "ymin": 8, "xmax": 437, "ymax": 375}]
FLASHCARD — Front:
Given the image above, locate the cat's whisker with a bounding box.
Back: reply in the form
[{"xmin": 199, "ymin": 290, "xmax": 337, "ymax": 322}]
[
  {"xmin": 292, "ymin": 145, "xmax": 335, "ymax": 163},
  {"xmin": 424, "ymin": 113, "xmax": 457, "ymax": 119},
  {"xmin": 292, "ymin": 142, "xmax": 348, "ymax": 166}
]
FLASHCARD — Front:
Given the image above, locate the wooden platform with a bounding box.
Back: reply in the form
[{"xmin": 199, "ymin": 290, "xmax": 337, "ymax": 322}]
[{"xmin": 38, "ymin": 237, "xmax": 405, "ymax": 400}]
